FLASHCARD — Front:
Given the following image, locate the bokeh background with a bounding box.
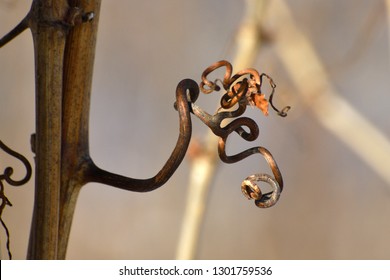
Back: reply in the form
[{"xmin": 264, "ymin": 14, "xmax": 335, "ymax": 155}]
[{"xmin": 1, "ymin": 0, "xmax": 390, "ymax": 259}]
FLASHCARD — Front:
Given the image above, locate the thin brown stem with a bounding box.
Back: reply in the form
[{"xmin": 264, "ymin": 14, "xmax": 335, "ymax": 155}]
[
  {"xmin": 57, "ymin": 0, "xmax": 101, "ymax": 259},
  {"xmin": 86, "ymin": 79, "xmax": 199, "ymax": 192},
  {"xmin": 0, "ymin": 14, "xmax": 31, "ymax": 48}
]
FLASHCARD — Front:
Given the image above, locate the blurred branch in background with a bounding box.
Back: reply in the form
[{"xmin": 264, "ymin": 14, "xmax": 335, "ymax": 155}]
[
  {"xmin": 271, "ymin": 0, "xmax": 390, "ymax": 185},
  {"xmin": 230, "ymin": 0, "xmax": 268, "ymax": 70},
  {"xmin": 175, "ymin": 134, "xmax": 217, "ymax": 260},
  {"xmin": 175, "ymin": 0, "xmax": 269, "ymax": 260}
]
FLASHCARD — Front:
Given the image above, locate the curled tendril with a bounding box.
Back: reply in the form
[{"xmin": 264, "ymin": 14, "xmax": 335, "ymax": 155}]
[
  {"xmin": 191, "ymin": 60, "xmax": 290, "ymax": 208},
  {"xmin": 0, "ymin": 140, "xmax": 32, "ymax": 187},
  {"xmin": 200, "ymin": 60, "xmax": 291, "ymax": 116},
  {"xmin": 241, "ymin": 174, "xmax": 281, "ymax": 208},
  {"xmin": 0, "ymin": 140, "xmax": 32, "ymax": 259}
]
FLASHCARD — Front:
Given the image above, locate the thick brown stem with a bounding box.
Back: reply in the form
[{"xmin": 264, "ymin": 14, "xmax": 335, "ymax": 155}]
[
  {"xmin": 27, "ymin": 0, "xmax": 69, "ymax": 260},
  {"xmin": 58, "ymin": 0, "xmax": 101, "ymax": 259}
]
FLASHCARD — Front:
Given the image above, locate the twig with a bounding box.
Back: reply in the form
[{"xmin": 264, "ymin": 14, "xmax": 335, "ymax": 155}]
[{"xmin": 0, "ymin": 14, "xmax": 30, "ymax": 48}]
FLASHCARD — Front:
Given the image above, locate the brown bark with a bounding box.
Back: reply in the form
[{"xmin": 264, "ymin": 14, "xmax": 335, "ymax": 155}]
[{"xmin": 24, "ymin": 0, "xmax": 101, "ymax": 259}]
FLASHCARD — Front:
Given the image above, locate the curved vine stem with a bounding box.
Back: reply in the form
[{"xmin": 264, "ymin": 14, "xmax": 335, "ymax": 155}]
[{"xmin": 85, "ymin": 79, "xmax": 199, "ymax": 192}]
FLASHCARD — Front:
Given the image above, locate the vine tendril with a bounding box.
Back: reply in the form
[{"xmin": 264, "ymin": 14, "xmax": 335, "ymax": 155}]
[
  {"xmin": 191, "ymin": 60, "xmax": 290, "ymax": 208},
  {"xmin": 0, "ymin": 140, "xmax": 32, "ymax": 259}
]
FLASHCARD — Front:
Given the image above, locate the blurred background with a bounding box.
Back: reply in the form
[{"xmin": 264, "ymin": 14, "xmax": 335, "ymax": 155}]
[{"xmin": 1, "ymin": 0, "xmax": 390, "ymax": 259}]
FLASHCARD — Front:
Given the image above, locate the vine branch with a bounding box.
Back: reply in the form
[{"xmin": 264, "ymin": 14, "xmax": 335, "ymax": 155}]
[{"xmin": 0, "ymin": 14, "xmax": 30, "ymax": 48}]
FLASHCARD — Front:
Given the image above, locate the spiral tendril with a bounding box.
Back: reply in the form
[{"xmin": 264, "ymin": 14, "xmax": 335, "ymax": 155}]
[
  {"xmin": 0, "ymin": 140, "xmax": 32, "ymax": 259},
  {"xmin": 192, "ymin": 60, "xmax": 290, "ymax": 208}
]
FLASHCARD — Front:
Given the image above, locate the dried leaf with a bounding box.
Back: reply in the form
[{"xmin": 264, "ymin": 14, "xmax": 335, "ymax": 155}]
[{"xmin": 251, "ymin": 93, "xmax": 269, "ymax": 116}]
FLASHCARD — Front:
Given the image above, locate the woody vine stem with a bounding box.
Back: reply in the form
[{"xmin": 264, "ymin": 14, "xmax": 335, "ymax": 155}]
[{"xmin": 0, "ymin": 0, "xmax": 289, "ymax": 259}]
